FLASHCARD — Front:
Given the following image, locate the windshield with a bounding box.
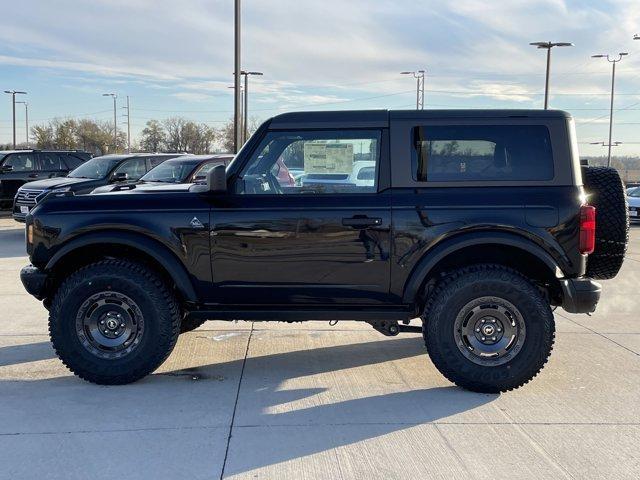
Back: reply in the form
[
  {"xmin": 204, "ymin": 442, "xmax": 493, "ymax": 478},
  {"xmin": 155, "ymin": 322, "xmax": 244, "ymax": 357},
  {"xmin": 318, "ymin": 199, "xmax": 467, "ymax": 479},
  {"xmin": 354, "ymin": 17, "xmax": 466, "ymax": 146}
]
[
  {"xmin": 141, "ymin": 159, "xmax": 200, "ymax": 183},
  {"xmin": 69, "ymin": 156, "xmax": 122, "ymax": 179},
  {"xmin": 628, "ymin": 187, "xmax": 640, "ymax": 198}
]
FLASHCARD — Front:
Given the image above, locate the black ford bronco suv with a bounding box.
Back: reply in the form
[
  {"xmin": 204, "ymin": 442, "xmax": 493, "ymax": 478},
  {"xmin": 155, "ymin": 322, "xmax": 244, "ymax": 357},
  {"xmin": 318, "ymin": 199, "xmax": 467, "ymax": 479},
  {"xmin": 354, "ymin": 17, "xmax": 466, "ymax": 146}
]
[{"xmin": 20, "ymin": 110, "xmax": 629, "ymax": 393}]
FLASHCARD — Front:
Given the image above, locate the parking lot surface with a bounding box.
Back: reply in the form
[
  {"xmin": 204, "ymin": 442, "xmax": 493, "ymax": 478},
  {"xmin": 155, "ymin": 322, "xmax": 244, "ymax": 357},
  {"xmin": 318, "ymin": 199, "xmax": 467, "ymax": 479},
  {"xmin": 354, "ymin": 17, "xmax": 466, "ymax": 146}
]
[{"xmin": 0, "ymin": 215, "xmax": 638, "ymax": 479}]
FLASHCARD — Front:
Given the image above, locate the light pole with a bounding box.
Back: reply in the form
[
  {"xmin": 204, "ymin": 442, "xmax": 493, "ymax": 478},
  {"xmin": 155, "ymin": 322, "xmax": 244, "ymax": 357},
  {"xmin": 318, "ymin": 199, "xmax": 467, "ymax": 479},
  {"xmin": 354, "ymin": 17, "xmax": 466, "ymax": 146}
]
[
  {"xmin": 121, "ymin": 95, "xmax": 131, "ymax": 153},
  {"xmin": 401, "ymin": 70, "xmax": 425, "ymax": 109},
  {"xmin": 234, "ymin": 0, "xmax": 242, "ymax": 153},
  {"xmin": 16, "ymin": 101, "xmax": 28, "ymax": 148},
  {"xmin": 529, "ymin": 42, "xmax": 573, "ymax": 109},
  {"xmin": 592, "ymin": 53, "xmax": 628, "ymax": 166},
  {"xmin": 103, "ymin": 93, "xmax": 117, "ymax": 152},
  {"xmin": 241, "ymin": 71, "xmax": 263, "ymax": 144},
  {"xmin": 3, "ymin": 90, "xmax": 27, "ymax": 148}
]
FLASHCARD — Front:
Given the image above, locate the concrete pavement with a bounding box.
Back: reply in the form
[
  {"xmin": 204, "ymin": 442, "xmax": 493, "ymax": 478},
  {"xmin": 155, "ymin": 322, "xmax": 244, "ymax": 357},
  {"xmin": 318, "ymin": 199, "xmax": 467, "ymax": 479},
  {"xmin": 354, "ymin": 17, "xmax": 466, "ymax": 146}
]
[{"xmin": 0, "ymin": 216, "xmax": 638, "ymax": 479}]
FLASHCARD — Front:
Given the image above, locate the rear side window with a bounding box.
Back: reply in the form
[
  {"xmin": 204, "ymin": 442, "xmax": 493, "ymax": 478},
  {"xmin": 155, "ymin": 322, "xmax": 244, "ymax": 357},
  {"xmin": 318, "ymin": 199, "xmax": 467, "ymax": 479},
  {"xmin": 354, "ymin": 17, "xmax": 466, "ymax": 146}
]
[
  {"xmin": 413, "ymin": 125, "xmax": 554, "ymax": 182},
  {"xmin": 3, "ymin": 153, "xmax": 37, "ymax": 171},
  {"xmin": 39, "ymin": 152, "xmax": 66, "ymax": 170}
]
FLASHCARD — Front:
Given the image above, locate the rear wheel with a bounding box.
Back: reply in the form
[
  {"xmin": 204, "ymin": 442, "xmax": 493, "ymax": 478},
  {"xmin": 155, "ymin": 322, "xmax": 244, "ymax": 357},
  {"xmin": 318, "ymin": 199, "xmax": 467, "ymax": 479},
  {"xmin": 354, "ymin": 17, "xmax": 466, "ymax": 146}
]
[
  {"xmin": 49, "ymin": 259, "xmax": 181, "ymax": 384},
  {"xmin": 423, "ymin": 264, "xmax": 555, "ymax": 393}
]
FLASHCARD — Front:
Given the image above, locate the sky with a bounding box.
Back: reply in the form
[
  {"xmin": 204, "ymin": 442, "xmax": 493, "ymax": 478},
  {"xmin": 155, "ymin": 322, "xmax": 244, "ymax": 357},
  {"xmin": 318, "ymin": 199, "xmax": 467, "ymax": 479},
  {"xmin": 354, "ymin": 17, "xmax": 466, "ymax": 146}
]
[{"xmin": 1, "ymin": 0, "xmax": 640, "ymax": 156}]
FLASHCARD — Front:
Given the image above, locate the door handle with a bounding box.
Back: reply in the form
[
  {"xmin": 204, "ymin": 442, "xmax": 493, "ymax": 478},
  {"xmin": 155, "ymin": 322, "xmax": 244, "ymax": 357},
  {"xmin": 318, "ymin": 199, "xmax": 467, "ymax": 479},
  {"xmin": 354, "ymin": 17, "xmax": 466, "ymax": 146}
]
[
  {"xmin": 28, "ymin": 173, "xmax": 39, "ymax": 178},
  {"xmin": 342, "ymin": 215, "xmax": 382, "ymax": 228}
]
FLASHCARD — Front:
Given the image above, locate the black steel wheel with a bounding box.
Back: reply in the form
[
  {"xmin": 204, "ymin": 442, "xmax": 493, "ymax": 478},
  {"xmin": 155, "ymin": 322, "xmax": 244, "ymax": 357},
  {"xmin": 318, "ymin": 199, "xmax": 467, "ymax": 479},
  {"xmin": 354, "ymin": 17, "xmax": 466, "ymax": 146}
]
[
  {"xmin": 75, "ymin": 291, "xmax": 145, "ymax": 359},
  {"xmin": 49, "ymin": 259, "xmax": 181, "ymax": 385},
  {"xmin": 423, "ymin": 264, "xmax": 555, "ymax": 393},
  {"xmin": 453, "ymin": 296, "xmax": 526, "ymax": 367}
]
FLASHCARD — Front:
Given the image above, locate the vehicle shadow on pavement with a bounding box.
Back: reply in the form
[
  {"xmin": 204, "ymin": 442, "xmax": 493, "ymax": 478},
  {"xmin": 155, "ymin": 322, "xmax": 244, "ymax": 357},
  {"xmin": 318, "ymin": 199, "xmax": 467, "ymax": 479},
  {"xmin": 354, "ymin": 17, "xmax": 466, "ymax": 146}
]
[
  {"xmin": 0, "ymin": 341, "xmax": 55, "ymax": 367},
  {"xmin": 0, "ymin": 228, "xmax": 26, "ymax": 259},
  {"xmin": 0, "ymin": 335, "xmax": 496, "ymax": 477}
]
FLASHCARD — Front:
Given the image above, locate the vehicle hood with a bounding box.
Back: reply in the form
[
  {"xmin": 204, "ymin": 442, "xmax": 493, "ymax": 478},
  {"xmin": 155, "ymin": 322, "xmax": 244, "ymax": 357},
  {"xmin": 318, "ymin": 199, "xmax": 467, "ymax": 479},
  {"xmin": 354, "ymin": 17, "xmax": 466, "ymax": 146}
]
[
  {"xmin": 92, "ymin": 182, "xmax": 195, "ymax": 195},
  {"xmin": 19, "ymin": 176, "xmax": 95, "ymax": 191}
]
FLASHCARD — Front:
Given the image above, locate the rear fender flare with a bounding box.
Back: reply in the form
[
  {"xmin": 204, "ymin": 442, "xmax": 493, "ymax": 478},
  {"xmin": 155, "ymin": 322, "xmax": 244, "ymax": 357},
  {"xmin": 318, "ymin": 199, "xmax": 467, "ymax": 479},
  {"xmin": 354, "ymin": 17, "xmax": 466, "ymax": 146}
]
[{"xmin": 402, "ymin": 231, "xmax": 563, "ymax": 304}]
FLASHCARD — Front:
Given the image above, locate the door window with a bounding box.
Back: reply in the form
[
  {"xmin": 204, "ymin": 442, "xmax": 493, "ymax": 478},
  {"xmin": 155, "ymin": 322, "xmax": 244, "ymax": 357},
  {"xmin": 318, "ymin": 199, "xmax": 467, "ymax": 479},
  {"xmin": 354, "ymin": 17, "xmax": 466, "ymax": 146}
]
[
  {"xmin": 3, "ymin": 153, "xmax": 37, "ymax": 172},
  {"xmin": 113, "ymin": 158, "xmax": 147, "ymax": 180},
  {"xmin": 236, "ymin": 130, "xmax": 381, "ymax": 194}
]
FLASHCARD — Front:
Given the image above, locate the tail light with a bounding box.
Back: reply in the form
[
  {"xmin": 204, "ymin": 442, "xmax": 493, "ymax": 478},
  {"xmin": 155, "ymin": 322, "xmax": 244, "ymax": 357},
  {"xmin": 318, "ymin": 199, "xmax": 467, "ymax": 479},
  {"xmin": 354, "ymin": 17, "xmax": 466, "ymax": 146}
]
[{"xmin": 579, "ymin": 205, "xmax": 596, "ymax": 255}]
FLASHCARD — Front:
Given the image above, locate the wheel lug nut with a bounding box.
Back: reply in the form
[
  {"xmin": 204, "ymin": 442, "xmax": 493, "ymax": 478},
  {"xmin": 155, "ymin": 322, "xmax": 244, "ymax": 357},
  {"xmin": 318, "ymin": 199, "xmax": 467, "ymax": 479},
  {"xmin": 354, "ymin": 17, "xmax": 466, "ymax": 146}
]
[
  {"xmin": 491, "ymin": 319, "xmax": 496, "ymax": 323},
  {"xmin": 120, "ymin": 323, "xmax": 125, "ymax": 327},
  {"xmin": 481, "ymin": 336, "xmax": 486, "ymax": 341},
  {"xmin": 497, "ymin": 328, "xmax": 501, "ymax": 332},
  {"xmin": 492, "ymin": 336, "xmax": 496, "ymax": 341},
  {"xmin": 481, "ymin": 319, "xmax": 485, "ymax": 323},
  {"xmin": 475, "ymin": 328, "xmax": 480, "ymax": 332},
  {"xmin": 100, "ymin": 320, "xmax": 105, "ymax": 325}
]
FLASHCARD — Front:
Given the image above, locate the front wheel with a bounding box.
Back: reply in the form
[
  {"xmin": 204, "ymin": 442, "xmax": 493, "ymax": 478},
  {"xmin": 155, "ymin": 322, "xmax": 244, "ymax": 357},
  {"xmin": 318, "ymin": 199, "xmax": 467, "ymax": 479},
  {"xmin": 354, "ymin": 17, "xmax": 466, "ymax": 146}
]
[
  {"xmin": 423, "ymin": 264, "xmax": 555, "ymax": 393},
  {"xmin": 49, "ymin": 259, "xmax": 181, "ymax": 385}
]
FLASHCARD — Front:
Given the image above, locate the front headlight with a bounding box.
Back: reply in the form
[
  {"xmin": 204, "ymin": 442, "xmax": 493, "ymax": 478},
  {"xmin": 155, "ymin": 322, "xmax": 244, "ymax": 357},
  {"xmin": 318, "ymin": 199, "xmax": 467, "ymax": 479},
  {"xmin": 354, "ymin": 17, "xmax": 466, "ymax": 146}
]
[{"xmin": 37, "ymin": 187, "xmax": 72, "ymax": 203}]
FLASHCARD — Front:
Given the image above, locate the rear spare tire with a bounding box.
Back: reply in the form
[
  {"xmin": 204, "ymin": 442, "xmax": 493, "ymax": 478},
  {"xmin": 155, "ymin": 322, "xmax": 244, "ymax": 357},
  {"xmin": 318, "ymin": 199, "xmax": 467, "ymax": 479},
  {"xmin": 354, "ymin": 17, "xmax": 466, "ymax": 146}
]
[{"xmin": 582, "ymin": 166, "xmax": 628, "ymax": 279}]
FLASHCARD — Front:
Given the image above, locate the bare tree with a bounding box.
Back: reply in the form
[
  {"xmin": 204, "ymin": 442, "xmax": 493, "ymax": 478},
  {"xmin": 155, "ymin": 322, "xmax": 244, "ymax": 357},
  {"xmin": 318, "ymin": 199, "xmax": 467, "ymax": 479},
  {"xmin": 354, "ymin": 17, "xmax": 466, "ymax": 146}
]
[{"xmin": 140, "ymin": 120, "xmax": 166, "ymax": 152}]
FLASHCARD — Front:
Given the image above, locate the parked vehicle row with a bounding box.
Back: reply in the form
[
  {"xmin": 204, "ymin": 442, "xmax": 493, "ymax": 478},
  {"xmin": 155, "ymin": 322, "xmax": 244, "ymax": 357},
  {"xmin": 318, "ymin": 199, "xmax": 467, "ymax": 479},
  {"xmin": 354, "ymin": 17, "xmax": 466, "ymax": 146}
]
[{"xmin": 11, "ymin": 153, "xmax": 237, "ymax": 221}]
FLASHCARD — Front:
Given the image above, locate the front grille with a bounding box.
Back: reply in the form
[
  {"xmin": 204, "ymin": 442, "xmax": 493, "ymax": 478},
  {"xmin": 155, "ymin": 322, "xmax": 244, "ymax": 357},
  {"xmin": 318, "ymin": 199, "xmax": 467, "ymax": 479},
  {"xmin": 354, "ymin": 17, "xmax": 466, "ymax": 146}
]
[{"xmin": 15, "ymin": 189, "xmax": 44, "ymax": 206}]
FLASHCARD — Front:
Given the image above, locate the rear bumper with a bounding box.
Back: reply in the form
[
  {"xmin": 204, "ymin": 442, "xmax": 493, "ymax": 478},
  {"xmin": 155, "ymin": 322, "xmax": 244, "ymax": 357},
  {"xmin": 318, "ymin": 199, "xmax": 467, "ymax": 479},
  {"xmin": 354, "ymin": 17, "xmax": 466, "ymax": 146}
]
[
  {"xmin": 560, "ymin": 277, "xmax": 601, "ymax": 314},
  {"xmin": 20, "ymin": 264, "xmax": 49, "ymax": 300}
]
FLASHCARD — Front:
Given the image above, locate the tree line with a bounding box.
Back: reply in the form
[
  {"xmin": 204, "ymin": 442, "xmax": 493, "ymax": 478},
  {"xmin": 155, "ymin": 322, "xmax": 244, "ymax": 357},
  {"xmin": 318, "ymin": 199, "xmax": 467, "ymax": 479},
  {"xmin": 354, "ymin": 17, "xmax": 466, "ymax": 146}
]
[{"xmin": 1, "ymin": 117, "xmax": 259, "ymax": 156}]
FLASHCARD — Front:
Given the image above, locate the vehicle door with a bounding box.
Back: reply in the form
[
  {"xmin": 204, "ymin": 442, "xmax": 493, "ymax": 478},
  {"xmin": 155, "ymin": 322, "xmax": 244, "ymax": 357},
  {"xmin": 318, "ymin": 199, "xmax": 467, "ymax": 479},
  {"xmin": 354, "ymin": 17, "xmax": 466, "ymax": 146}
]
[{"xmin": 209, "ymin": 128, "xmax": 392, "ymax": 306}]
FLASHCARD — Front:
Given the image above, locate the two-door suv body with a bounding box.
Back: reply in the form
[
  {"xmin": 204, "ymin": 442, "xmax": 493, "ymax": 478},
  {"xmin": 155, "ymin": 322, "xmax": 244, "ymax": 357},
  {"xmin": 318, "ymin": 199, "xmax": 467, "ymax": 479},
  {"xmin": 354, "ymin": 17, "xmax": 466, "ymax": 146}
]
[{"xmin": 20, "ymin": 110, "xmax": 628, "ymax": 392}]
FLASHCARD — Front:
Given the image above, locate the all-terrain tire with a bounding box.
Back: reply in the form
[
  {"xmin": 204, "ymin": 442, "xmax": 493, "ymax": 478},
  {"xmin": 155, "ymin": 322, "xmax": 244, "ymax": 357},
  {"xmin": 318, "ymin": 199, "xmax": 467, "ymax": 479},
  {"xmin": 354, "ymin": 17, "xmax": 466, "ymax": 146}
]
[
  {"xmin": 180, "ymin": 317, "xmax": 207, "ymax": 334},
  {"xmin": 49, "ymin": 259, "xmax": 181, "ymax": 385},
  {"xmin": 582, "ymin": 166, "xmax": 629, "ymax": 279},
  {"xmin": 422, "ymin": 264, "xmax": 555, "ymax": 393}
]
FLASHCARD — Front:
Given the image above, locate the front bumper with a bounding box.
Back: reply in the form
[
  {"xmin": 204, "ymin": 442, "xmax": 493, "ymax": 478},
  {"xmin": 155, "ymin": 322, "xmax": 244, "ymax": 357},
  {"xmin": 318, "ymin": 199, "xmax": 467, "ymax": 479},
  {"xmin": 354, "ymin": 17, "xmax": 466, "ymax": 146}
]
[
  {"xmin": 20, "ymin": 264, "xmax": 49, "ymax": 300},
  {"xmin": 560, "ymin": 277, "xmax": 601, "ymax": 314}
]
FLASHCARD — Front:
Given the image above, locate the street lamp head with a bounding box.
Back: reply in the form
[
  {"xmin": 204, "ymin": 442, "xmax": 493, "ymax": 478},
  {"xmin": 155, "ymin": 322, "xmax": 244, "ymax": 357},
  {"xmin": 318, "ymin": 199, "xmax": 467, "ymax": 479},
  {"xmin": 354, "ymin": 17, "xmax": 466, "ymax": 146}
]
[
  {"xmin": 530, "ymin": 41, "xmax": 551, "ymax": 48},
  {"xmin": 591, "ymin": 54, "xmax": 606, "ymax": 58},
  {"xmin": 4, "ymin": 90, "xmax": 27, "ymax": 94},
  {"xmin": 102, "ymin": 93, "xmax": 116, "ymax": 97},
  {"xmin": 619, "ymin": 52, "xmax": 629, "ymax": 56},
  {"xmin": 400, "ymin": 71, "xmax": 413, "ymax": 75},
  {"xmin": 246, "ymin": 71, "xmax": 263, "ymax": 76}
]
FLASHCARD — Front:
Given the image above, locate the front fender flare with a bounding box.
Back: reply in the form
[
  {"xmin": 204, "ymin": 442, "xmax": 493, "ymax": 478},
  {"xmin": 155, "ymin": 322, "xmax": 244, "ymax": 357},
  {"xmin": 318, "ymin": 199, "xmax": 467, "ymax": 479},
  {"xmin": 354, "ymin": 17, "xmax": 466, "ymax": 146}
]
[{"xmin": 45, "ymin": 230, "xmax": 198, "ymax": 303}]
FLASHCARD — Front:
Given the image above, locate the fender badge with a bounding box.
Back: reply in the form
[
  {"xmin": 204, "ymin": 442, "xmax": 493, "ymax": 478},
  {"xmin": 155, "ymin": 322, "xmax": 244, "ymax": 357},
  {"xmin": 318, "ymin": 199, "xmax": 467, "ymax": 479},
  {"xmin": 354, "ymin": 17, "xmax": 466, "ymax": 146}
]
[{"xmin": 190, "ymin": 217, "xmax": 204, "ymax": 229}]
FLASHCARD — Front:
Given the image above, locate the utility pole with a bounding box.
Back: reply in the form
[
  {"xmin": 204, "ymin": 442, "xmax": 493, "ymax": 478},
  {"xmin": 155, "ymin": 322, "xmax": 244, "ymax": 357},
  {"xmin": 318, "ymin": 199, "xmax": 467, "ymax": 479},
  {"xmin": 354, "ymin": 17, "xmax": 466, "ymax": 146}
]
[
  {"xmin": 241, "ymin": 71, "xmax": 263, "ymax": 144},
  {"xmin": 122, "ymin": 95, "xmax": 131, "ymax": 153},
  {"xmin": 16, "ymin": 101, "xmax": 28, "ymax": 148},
  {"xmin": 234, "ymin": 0, "xmax": 242, "ymax": 153},
  {"xmin": 592, "ymin": 53, "xmax": 628, "ymax": 166},
  {"xmin": 529, "ymin": 42, "xmax": 573, "ymax": 109},
  {"xmin": 103, "ymin": 93, "xmax": 117, "ymax": 152},
  {"xmin": 3, "ymin": 90, "xmax": 27, "ymax": 148},
  {"xmin": 400, "ymin": 70, "xmax": 425, "ymax": 109}
]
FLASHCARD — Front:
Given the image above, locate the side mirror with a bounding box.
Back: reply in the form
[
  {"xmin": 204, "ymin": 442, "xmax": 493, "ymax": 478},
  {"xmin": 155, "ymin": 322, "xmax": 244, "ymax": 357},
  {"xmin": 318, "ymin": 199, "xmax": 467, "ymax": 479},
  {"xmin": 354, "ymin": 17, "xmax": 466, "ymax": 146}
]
[
  {"xmin": 1, "ymin": 164, "xmax": 13, "ymax": 173},
  {"xmin": 207, "ymin": 164, "xmax": 227, "ymax": 193},
  {"xmin": 111, "ymin": 172, "xmax": 129, "ymax": 182}
]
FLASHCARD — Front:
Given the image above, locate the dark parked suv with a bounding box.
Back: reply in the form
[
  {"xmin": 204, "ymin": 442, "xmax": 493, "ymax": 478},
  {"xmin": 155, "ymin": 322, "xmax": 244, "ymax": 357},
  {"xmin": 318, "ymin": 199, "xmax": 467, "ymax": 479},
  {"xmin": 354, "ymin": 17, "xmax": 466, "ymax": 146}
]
[
  {"xmin": 19, "ymin": 110, "xmax": 628, "ymax": 392},
  {"xmin": 12, "ymin": 153, "xmax": 182, "ymax": 221},
  {"xmin": 0, "ymin": 150, "xmax": 90, "ymax": 208}
]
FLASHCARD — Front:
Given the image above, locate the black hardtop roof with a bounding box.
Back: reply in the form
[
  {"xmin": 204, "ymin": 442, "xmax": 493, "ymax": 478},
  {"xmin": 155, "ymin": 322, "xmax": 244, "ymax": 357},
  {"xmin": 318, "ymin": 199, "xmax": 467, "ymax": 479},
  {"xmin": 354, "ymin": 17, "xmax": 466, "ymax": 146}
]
[{"xmin": 268, "ymin": 109, "xmax": 572, "ymax": 129}]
